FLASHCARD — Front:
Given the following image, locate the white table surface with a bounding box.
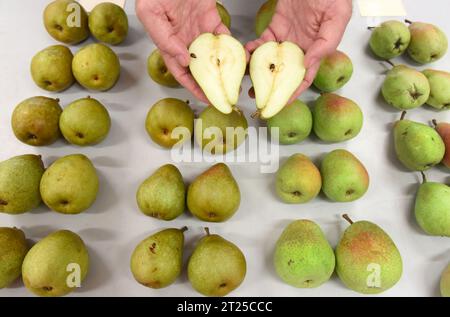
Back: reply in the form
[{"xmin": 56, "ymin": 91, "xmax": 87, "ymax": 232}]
[{"xmin": 0, "ymin": 0, "xmax": 449, "ymax": 297}]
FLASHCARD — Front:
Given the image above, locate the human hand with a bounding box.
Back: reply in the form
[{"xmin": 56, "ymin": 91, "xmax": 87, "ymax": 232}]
[
  {"xmin": 136, "ymin": 0, "xmax": 230, "ymax": 103},
  {"xmin": 246, "ymin": 0, "xmax": 352, "ymax": 101}
]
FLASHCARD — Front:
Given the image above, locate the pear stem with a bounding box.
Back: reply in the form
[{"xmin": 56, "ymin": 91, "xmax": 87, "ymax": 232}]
[
  {"xmin": 55, "ymin": 98, "xmax": 60, "ymax": 102},
  {"xmin": 432, "ymin": 119, "xmax": 438, "ymax": 128},
  {"xmin": 186, "ymin": 100, "xmax": 190, "ymax": 105},
  {"xmin": 180, "ymin": 226, "xmax": 188, "ymax": 233},
  {"xmin": 251, "ymin": 110, "xmax": 261, "ymax": 119},
  {"xmin": 421, "ymin": 171, "xmax": 427, "ymax": 184},
  {"xmin": 342, "ymin": 214, "xmax": 354, "ymax": 225},
  {"xmin": 400, "ymin": 111, "xmax": 407, "ymax": 121},
  {"xmin": 367, "ymin": 26, "xmax": 375, "ymax": 30},
  {"xmin": 204, "ymin": 227, "xmax": 211, "ymax": 236},
  {"xmin": 385, "ymin": 60, "xmax": 395, "ymax": 68},
  {"xmin": 87, "ymin": 95, "xmax": 91, "ymax": 99},
  {"xmin": 405, "ymin": 19, "xmax": 413, "ymax": 25}
]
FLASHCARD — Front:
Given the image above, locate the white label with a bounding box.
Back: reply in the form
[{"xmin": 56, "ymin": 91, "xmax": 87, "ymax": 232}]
[{"xmin": 358, "ymin": 0, "xmax": 407, "ymax": 17}]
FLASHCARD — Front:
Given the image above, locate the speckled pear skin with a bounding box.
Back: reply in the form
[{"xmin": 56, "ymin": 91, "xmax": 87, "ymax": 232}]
[
  {"xmin": 423, "ymin": 70, "xmax": 450, "ymax": 110},
  {"xmin": 407, "ymin": 21, "xmax": 448, "ymax": 64},
  {"xmin": 414, "ymin": 175, "xmax": 450, "ymax": 236},
  {"xmin": 187, "ymin": 163, "xmax": 240, "ymax": 222},
  {"xmin": 136, "ymin": 164, "xmax": 185, "ymax": 221},
  {"xmin": 188, "ymin": 229, "xmax": 246, "ymax": 297},
  {"xmin": 276, "ymin": 154, "xmax": 321, "ymax": 204},
  {"xmin": 254, "ymin": 0, "xmax": 277, "ymax": 37},
  {"xmin": 313, "ymin": 51, "xmax": 353, "ymax": 92},
  {"xmin": 336, "ymin": 216, "xmax": 403, "ymax": 294},
  {"xmin": 0, "ymin": 154, "xmax": 45, "ymax": 214},
  {"xmin": 274, "ymin": 220, "xmax": 335, "ymax": 288},
  {"xmin": 434, "ymin": 121, "xmax": 450, "ymax": 168},
  {"xmin": 130, "ymin": 228, "xmax": 186, "ymax": 289},
  {"xmin": 369, "ymin": 20, "xmax": 411, "ymax": 59},
  {"xmin": 394, "ymin": 116, "xmax": 445, "ymax": 171},
  {"xmin": 0, "ymin": 227, "xmax": 28, "ymax": 288},
  {"xmin": 22, "ymin": 230, "xmax": 89, "ymax": 297},
  {"xmin": 320, "ymin": 149, "xmax": 369, "ymax": 202},
  {"xmin": 441, "ymin": 264, "xmax": 450, "ymax": 297}
]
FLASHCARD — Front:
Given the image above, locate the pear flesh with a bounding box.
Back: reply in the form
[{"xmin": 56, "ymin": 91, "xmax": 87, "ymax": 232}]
[
  {"xmin": 250, "ymin": 41, "xmax": 305, "ymax": 119},
  {"xmin": 0, "ymin": 155, "xmax": 45, "ymax": 214},
  {"xmin": 188, "ymin": 229, "xmax": 246, "ymax": 297},
  {"xmin": 130, "ymin": 228, "xmax": 186, "ymax": 289},
  {"xmin": 274, "ymin": 220, "xmax": 335, "ymax": 288},
  {"xmin": 336, "ymin": 216, "xmax": 403, "ymax": 294},
  {"xmin": 189, "ymin": 33, "xmax": 246, "ymax": 114},
  {"xmin": 22, "ymin": 230, "xmax": 89, "ymax": 297},
  {"xmin": 136, "ymin": 164, "xmax": 185, "ymax": 221},
  {"xmin": 0, "ymin": 227, "xmax": 28, "ymax": 288}
]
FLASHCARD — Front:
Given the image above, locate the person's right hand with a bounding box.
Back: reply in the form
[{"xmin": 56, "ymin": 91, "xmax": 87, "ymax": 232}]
[{"xmin": 136, "ymin": 0, "xmax": 230, "ymax": 103}]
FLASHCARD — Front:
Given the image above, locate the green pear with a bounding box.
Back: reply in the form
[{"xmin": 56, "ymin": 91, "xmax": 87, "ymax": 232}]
[
  {"xmin": 147, "ymin": 49, "xmax": 179, "ymax": 87},
  {"xmin": 188, "ymin": 228, "xmax": 246, "ymax": 296},
  {"xmin": 0, "ymin": 155, "xmax": 45, "ymax": 214},
  {"xmin": 216, "ymin": 2, "xmax": 231, "ymax": 29},
  {"xmin": 394, "ymin": 112, "xmax": 445, "ymax": 171},
  {"xmin": 433, "ymin": 120, "xmax": 450, "ymax": 168},
  {"xmin": 43, "ymin": 0, "xmax": 89, "ymax": 44},
  {"xmin": 313, "ymin": 93, "xmax": 363, "ymax": 142},
  {"xmin": 414, "ymin": 173, "xmax": 450, "ymax": 236},
  {"xmin": 130, "ymin": 227, "xmax": 187, "ymax": 289},
  {"xmin": 407, "ymin": 20, "xmax": 448, "ymax": 64},
  {"xmin": 441, "ymin": 264, "xmax": 450, "ymax": 297},
  {"xmin": 40, "ymin": 154, "xmax": 99, "ymax": 214},
  {"xmin": 313, "ymin": 51, "xmax": 353, "ymax": 92},
  {"xmin": 72, "ymin": 43, "xmax": 120, "ymax": 91},
  {"xmin": 89, "ymin": 2, "xmax": 128, "ymax": 45},
  {"xmin": 276, "ymin": 154, "xmax": 321, "ymax": 204},
  {"xmin": 31, "ymin": 45, "xmax": 74, "ymax": 92},
  {"xmin": 422, "ymin": 69, "xmax": 450, "ymax": 110},
  {"xmin": 321, "ymin": 149, "xmax": 369, "ymax": 202},
  {"xmin": 274, "ymin": 220, "xmax": 335, "ymax": 288},
  {"xmin": 381, "ymin": 64, "xmax": 430, "ymax": 110},
  {"xmin": 59, "ymin": 96, "xmax": 111, "ymax": 146},
  {"xmin": 255, "ymin": 0, "xmax": 277, "ymax": 37},
  {"xmin": 12, "ymin": 96, "xmax": 62, "ymax": 146},
  {"xmin": 369, "ymin": 20, "xmax": 411, "ymax": 59},
  {"xmin": 187, "ymin": 163, "xmax": 240, "ymax": 222},
  {"xmin": 145, "ymin": 98, "xmax": 194, "ymax": 148},
  {"xmin": 136, "ymin": 164, "xmax": 185, "ymax": 221},
  {"xmin": 0, "ymin": 227, "xmax": 28, "ymax": 288},
  {"xmin": 336, "ymin": 214, "xmax": 403, "ymax": 294},
  {"xmin": 267, "ymin": 100, "xmax": 312, "ymax": 145},
  {"xmin": 22, "ymin": 230, "xmax": 89, "ymax": 297},
  {"xmin": 195, "ymin": 107, "xmax": 248, "ymax": 154}
]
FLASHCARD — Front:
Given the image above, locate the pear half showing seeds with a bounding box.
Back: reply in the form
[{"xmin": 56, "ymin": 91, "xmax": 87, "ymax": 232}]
[
  {"xmin": 250, "ymin": 41, "xmax": 305, "ymax": 119},
  {"xmin": 189, "ymin": 33, "xmax": 246, "ymax": 114}
]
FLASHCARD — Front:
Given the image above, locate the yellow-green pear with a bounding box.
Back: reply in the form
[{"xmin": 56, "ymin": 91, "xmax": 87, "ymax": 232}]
[
  {"xmin": 267, "ymin": 100, "xmax": 312, "ymax": 145},
  {"xmin": 313, "ymin": 51, "xmax": 353, "ymax": 92},
  {"xmin": 187, "ymin": 163, "xmax": 240, "ymax": 222},
  {"xmin": 0, "ymin": 155, "xmax": 45, "ymax": 214},
  {"xmin": 89, "ymin": 2, "xmax": 128, "ymax": 45},
  {"xmin": 336, "ymin": 214, "xmax": 403, "ymax": 294},
  {"xmin": 195, "ymin": 106, "xmax": 248, "ymax": 154},
  {"xmin": 394, "ymin": 112, "xmax": 445, "ymax": 171},
  {"xmin": 147, "ymin": 49, "xmax": 179, "ymax": 87},
  {"xmin": 414, "ymin": 172, "xmax": 450, "ymax": 236},
  {"xmin": 216, "ymin": 2, "xmax": 231, "ymax": 29},
  {"xmin": 369, "ymin": 20, "xmax": 411, "ymax": 59},
  {"xmin": 30, "ymin": 45, "xmax": 74, "ymax": 92},
  {"xmin": 43, "ymin": 0, "xmax": 89, "ymax": 44},
  {"xmin": 40, "ymin": 154, "xmax": 99, "ymax": 214},
  {"xmin": 0, "ymin": 227, "xmax": 28, "ymax": 288},
  {"xmin": 422, "ymin": 69, "xmax": 450, "ymax": 110},
  {"xmin": 406, "ymin": 20, "xmax": 448, "ymax": 64},
  {"xmin": 441, "ymin": 264, "xmax": 450, "ymax": 297},
  {"xmin": 433, "ymin": 120, "xmax": 450, "ymax": 168},
  {"xmin": 145, "ymin": 98, "xmax": 194, "ymax": 148},
  {"xmin": 22, "ymin": 230, "xmax": 89, "ymax": 297},
  {"xmin": 255, "ymin": 0, "xmax": 277, "ymax": 37},
  {"xmin": 188, "ymin": 228, "xmax": 246, "ymax": 297},
  {"xmin": 321, "ymin": 149, "xmax": 369, "ymax": 202},
  {"xmin": 136, "ymin": 164, "xmax": 185, "ymax": 221},
  {"xmin": 12, "ymin": 96, "xmax": 62, "ymax": 146},
  {"xmin": 72, "ymin": 43, "xmax": 120, "ymax": 91},
  {"xmin": 274, "ymin": 220, "xmax": 335, "ymax": 288},
  {"xmin": 59, "ymin": 96, "xmax": 111, "ymax": 146},
  {"xmin": 130, "ymin": 227, "xmax": 187, "ymax": 289},
  {"xmin": 276, "ymin": 154, "xmax": 321, "ymax": 204}
]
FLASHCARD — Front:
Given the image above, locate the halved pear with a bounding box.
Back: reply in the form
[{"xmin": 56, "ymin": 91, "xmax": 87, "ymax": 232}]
[
  {"xmin": 250, "ymin": 41, "xmax": 305, "ymax": 119},
  {"xmin": 189, "ymin": 33, "xmax": 246, "ymax": 114}
]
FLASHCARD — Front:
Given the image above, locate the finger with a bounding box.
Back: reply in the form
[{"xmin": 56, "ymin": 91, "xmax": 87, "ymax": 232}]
[
  {"xmin": 245, "ymin": 28, "xmax": 276, "ymax": 54},
  {"xmin": 287, "ymin": 61, "xmax": 321, "ymax": 103},
  {"xmin": 214, "ymin": 23, "xmax": 231, "ymax": 35}
]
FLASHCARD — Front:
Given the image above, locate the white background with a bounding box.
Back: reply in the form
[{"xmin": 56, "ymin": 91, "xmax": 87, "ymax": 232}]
[{"xmin": 0, "ymin": 0, "xmax": 449, "ymax": 297}]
